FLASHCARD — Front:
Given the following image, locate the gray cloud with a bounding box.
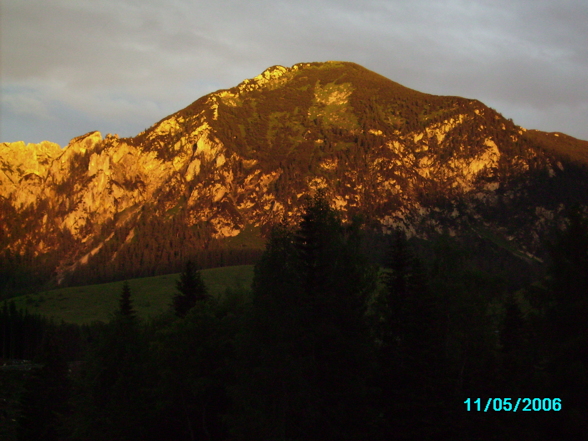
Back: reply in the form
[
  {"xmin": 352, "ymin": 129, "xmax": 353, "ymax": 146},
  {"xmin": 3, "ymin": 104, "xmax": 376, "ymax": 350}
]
[{"xmin": 1, "ymin": 0, "xmax": 587, "ymax": 146}]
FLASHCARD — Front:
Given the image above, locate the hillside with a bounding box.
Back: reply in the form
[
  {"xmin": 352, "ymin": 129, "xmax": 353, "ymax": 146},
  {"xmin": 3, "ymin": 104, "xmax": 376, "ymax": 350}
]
[
  {"xmin": 11, "ymin": 265, "xmax": 254, "ymax": 324},
  {"xmin": 1, "ymin": 61, "xmax": 588, "ymax": 293}
]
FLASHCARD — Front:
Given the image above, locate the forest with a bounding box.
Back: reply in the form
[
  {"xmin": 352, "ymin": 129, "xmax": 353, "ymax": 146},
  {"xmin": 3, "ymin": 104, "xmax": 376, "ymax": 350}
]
[{"xmin": 1, "ymin": 193, "xmax": 587, "ymax": 440}]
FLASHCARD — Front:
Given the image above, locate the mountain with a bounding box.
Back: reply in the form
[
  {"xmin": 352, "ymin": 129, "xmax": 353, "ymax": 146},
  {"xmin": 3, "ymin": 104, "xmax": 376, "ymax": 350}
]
[{"xmin": 2, "ymin": 61, "xmax": 588, "ymax": 291}]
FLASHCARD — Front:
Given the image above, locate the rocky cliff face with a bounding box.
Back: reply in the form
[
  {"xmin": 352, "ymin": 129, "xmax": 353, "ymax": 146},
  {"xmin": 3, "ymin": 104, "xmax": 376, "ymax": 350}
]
[
  {"xmin": 2, "ymin": 61, "xmax": 588, "ymax": 287},
  {"xmin": 0, "ymin": 140, "xmax": 61, "ymax": 209}
]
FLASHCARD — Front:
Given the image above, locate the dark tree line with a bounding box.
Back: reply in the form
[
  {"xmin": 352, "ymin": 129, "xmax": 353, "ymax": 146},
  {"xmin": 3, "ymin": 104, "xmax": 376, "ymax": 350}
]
[{"xmin": 2, "ymin": 195, "xmax": 587, "ymax": 440}]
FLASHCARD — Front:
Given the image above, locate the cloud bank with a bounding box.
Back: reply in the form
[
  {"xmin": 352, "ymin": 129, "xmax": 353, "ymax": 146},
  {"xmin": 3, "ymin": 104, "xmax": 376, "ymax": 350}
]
[{"xmin": 2, "ymin": 0, "xmax": 587, "ymax": 146}]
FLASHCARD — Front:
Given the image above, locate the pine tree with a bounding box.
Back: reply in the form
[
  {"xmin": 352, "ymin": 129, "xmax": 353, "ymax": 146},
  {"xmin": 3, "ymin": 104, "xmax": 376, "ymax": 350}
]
[
  {"xmin": 376, "ymin": 230, "xmax": 434, "ymax": 362},
  {"xmin": 541, "ymin": 207, "xmax": 588, "ymax": 437},
  {"xmin": 374, "ymin": 229, "xmax": 448, "ymax": 439},
  {"xmin": 118, "ymin": 281, "xmax": 136, "ymax": 320},
  {"xmin": 16, "ymin": 332, "xmax": 71, "ymax": 441},
  {"xmin": 294, "ymin": 193, "xmax": 339, "ymax": 296},
  {"xmin": 499, "ymin": 292, "xmax": 529, "ymax": 399},
  {"xmin": 234, "ymin": 193, "xmax": 377, "ymax": 439},
  {"xmin": 72, "ymin": 287, "xmax": 150, "ymax": 441},
  {"xmin": 500, "ymin": 293, "xmax": 525, "ymax": 355},
  {"xmin": 173, "ymin": 260, "xmax": 208, "ymax": 318}
]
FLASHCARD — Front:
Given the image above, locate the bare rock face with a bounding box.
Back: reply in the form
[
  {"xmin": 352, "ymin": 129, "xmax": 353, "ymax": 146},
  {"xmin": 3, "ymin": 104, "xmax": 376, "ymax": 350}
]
[
  {"xmin": 0, "ymin": 140, "xmax": 61, "ymax": 209},
  {"xmin": 2, "ymin": 61, "xmax": 588, "ymax": 286}
]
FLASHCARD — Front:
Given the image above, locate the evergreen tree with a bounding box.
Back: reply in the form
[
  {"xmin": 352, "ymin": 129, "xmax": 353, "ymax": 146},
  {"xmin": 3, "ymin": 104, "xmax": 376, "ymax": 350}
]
[
  {"xmin": 151, "ymin": 298, "xmax": 237, "ymax": 441},
  {"xmin": 500, "ymin": 292, "xmax": 525, "ymax": 355},
  {"xmin": 16, "ymin": 332, "xmax": 71, "ymax": 441},
  {"xmin": 497, "ymin": 289, "xmax": 535, "ymax": 437},
  {"xmin": 546, "ymin": 207, "xmax": 588, "ymax": 352},
  {"xmin": 232, "ymin": 193, "xmax": 377, "ymax": 440},
  {"xmin": 173, "ymin": 260, "xmax": 208, "ymax": 318},
  {"xmin": 118, "ymin": 281, "xmax": 136, "ymax": 320},
  {"xmin": 71, "ymin": 313, "xmax": 151, "ymax": 440},
  {"xmin": 373, "ymin": 230, "xmax": 448, "ymax": 439},
  {"xmin": 540, "ymin": 207, "xmax": 588, "ymax": 438},
  {"xmin": 427, "ymin": 236, "xmax": 505, "ymax": 439}
]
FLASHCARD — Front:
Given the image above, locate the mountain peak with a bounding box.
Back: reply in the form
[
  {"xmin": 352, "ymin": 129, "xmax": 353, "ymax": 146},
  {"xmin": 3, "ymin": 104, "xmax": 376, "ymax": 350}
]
[
  {"xmin": 213, "ymin": 61, "xmax": 382, "ymax": 102},
  {"xmin": 2, "ymin": 61, "xmax": 588, "ymax": 289}
]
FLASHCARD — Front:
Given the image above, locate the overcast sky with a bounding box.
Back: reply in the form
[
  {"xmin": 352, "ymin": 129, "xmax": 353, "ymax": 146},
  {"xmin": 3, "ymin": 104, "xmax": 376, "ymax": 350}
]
[{"xmin": 2, "ymin": 0, "xmax": 587, "ymax": 147}]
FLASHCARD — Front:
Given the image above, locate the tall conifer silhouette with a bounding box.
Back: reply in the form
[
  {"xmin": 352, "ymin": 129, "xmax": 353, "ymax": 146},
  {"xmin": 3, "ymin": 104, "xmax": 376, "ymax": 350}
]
[
  {"xmin": 174, "ymin": 260, "xmax": 208, "ymax": 318},
  {"xmin": 237, "ymin": 192, "xmax": 376, "ymax": 439},
  {"xmin": 118, "ymin": 281, "xmax": 136, "ymax": 320}
]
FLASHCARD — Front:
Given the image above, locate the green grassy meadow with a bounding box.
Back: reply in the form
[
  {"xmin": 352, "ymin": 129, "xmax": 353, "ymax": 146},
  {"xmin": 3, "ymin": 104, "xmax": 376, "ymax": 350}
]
[{"xmin": 11, "ymin": 265, "xmax": 254, "ymax": 325}]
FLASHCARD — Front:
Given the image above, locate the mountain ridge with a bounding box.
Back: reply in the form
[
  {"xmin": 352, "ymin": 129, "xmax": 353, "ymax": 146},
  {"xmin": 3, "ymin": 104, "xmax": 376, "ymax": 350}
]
[{"xmin": 1, "ymin": 61, "xmax": 588, "ymax": 290}]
